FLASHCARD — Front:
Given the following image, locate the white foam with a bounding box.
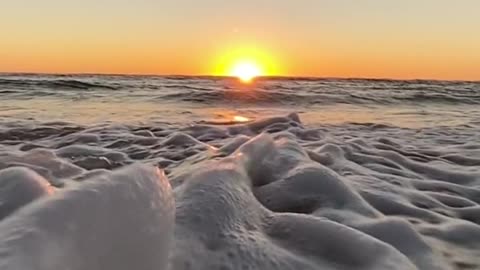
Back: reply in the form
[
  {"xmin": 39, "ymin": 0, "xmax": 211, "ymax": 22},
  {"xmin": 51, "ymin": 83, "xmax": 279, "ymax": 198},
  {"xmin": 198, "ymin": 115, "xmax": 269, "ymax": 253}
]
[
  {"xmin": 0, "ymin": 165, "xmax": 174, "ymax": 270},
  {"xmin": 0, "ymin": 114, "xmax": 479, "ymax": 269}
]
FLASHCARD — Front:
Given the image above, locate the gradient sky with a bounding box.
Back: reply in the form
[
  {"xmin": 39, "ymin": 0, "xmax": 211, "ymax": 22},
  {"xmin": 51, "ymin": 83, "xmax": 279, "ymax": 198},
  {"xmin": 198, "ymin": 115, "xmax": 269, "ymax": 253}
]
[{"xmin": 1, "ymin": 0, "xmax": 479, "ymax": 80}]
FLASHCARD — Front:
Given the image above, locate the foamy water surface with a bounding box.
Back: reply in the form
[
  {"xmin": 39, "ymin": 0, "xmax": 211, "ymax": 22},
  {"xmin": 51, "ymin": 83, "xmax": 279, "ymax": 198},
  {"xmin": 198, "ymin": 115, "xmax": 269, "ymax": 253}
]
[{"xmin": 0, "ymin": 74, "xmax": 479, "ymax": 269}]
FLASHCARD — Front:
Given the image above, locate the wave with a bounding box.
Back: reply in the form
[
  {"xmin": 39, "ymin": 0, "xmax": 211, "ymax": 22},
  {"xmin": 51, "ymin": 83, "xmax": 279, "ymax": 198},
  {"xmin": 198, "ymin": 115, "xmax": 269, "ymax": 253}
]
[
  {"xmin": 0, "ymin": 78, "xmax": 117, "ymax": 91},
  {"xmin": 160, "ymin": 88, "xmax": 480, "ymax": 106},
  {"xmin": 1, "ymin": 75, "xmax": 479, "ymax": 106},
  {"xmin": 160, "ymin": 89, "xmax": 304, "ymax": 105}
]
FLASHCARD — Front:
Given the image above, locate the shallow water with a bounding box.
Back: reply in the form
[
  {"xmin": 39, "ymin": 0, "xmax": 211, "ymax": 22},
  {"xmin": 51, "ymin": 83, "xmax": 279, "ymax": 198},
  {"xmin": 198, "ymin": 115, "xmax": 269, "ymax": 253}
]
[
  {"xmin": 1, "ymin": 74, "xmax": 479, "ymax": 127},
  {"xmin": 1, "ymin": 74, "xmax": 480, "ymax": 269}
]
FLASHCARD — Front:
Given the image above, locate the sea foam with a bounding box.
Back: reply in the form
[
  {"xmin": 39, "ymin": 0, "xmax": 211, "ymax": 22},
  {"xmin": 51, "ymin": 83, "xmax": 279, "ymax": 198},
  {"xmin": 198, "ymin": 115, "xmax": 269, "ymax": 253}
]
[{"xmin": 0, "ymin": 113, "xmax": 479, "ymax": 269}]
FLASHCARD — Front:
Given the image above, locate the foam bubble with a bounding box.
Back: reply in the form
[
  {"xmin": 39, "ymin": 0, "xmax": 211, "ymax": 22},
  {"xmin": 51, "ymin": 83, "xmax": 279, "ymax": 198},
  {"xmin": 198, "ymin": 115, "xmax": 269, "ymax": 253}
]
[
  {"xmin": 0, "ymin": 114, "xmax": 479, "ymax": 269},
  {"xmin": 0, "ymin": 165, "xmax": 174, "ymax": 270}
]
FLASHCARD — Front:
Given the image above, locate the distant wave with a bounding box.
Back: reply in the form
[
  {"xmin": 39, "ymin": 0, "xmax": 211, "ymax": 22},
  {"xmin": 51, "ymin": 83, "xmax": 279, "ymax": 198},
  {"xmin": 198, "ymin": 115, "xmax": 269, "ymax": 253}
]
[
  {"xmin": 0, "ymin": 78, "xmax": 117, "ymax": 91},
  {"xmin": 52, "ymin": 79, "xmax": 117, "ymax": 90},
  {"xmin": 161, "ymin": 88, "xmax": 480, "ymax": 106},
  {"xmin": 1, "ymin": 75, "xmax": 479, "ymax": 106},
  {"xmin": 161, "ymin": 89, "xmax": 303, "ymax": 105}
]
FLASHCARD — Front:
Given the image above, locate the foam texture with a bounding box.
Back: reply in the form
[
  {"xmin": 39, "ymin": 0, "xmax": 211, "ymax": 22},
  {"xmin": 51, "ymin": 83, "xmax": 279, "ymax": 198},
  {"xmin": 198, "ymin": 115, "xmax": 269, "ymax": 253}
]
[{"xmin": 1, "ymin": 114, "xmax": 479, "ymax": 269}]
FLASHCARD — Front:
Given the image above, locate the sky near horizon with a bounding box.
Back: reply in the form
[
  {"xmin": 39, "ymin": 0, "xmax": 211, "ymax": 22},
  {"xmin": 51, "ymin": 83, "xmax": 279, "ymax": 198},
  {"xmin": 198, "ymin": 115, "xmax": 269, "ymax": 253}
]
[{"xmin": 1, "ymin": 0, "xmax": 479, "ymax": 80}]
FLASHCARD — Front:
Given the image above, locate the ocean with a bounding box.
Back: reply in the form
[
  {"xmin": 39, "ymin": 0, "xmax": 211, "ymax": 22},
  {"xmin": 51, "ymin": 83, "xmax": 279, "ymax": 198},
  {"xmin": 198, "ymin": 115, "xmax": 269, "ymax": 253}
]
[
  {"xmin": 1, "ymin": 74, "xmax": 480, "ymax": 127},
  {"xmin": 1, "ymin": 73, "xmax": 479, "ymax": 269}
]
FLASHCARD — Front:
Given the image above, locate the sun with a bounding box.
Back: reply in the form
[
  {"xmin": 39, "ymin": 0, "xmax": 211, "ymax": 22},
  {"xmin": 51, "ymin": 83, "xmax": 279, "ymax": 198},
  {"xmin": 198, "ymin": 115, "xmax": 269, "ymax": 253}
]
[
  {"xmin": 230, "ymin": 61, "xmax": 263, "ymax": 83},
  {"xmin": 211, "ymin": 44, "xmax": 282, "ymax": 81}
]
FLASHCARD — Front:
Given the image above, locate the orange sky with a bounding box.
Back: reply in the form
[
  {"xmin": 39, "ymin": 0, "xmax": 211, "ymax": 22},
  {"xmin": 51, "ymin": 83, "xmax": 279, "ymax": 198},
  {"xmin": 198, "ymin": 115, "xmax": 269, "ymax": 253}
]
[{"xmin": 1, "ymin": 0, "xmax": 479, "ymax": 80}]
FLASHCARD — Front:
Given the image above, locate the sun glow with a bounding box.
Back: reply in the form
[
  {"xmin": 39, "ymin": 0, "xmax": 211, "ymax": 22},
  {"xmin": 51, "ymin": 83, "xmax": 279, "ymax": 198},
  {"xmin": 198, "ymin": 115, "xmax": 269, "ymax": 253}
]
[
  {"xmin": 211, "ymin": 44, "xmax": 283, "ymax": 81},
  {"xmin": 230, "ymin": 61, "xmax": 262, "ymax": 82}
]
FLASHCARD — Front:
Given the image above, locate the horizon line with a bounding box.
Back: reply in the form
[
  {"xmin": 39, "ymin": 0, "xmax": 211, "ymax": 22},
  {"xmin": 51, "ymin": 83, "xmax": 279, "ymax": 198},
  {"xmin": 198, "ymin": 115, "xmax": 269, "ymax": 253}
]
[{"xmin": 0, "ymin": 71, "xmax": 478, "ymax": 83}]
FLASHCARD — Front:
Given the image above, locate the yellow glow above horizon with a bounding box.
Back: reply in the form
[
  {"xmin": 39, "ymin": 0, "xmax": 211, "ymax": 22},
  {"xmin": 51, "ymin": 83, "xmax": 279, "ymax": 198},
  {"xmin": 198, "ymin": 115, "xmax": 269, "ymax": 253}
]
[
  {"xmin": 230, "ymin": 60, "xmax": 262, "ymax": 82},
  {"xmin": 211, "ymin": 45, "xmax": 282, "ymax": 78}
]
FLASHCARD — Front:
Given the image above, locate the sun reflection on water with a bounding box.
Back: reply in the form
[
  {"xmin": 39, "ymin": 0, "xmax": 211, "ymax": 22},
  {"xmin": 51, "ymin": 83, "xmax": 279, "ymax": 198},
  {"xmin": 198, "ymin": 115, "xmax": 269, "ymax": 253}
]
[{"xmin": 233, "ymin": 115, "xmax": 250, "ymax": 123}]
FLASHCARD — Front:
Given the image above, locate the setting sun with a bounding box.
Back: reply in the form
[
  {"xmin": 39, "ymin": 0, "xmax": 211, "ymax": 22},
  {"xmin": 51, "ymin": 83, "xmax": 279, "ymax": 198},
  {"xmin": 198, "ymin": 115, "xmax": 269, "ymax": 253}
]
[
  {"xmin": 211, "ymin": 44, "xmax": 283, "ymax": 80},
  {"xmin": 230, "ymin": 61, "xmax": 263, "ymax": 82}
]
